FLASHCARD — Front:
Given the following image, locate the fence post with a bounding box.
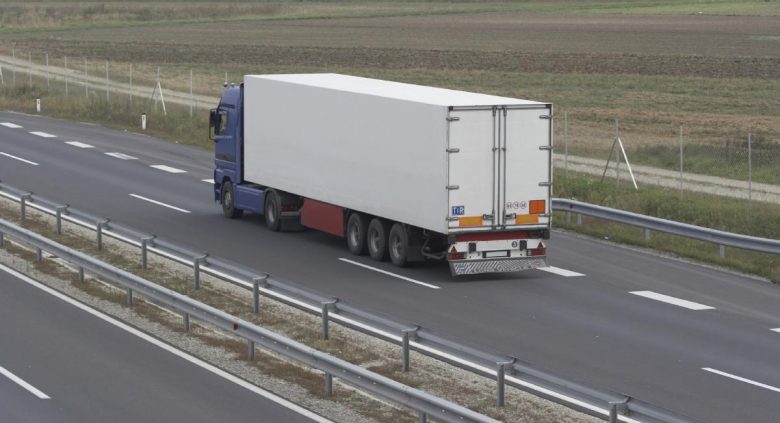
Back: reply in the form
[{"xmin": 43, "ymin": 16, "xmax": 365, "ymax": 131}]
[
  {"xmin": 129, "ymin": 63, "xmax": 133, "ymax": 106},
  {"xmin": 193, "ymin": 254, "xmax": 208, "ymax": 290},
  {"xmin": 64, "ymin": 56, "xmax": 69, "ymax": 96},
  {"xmin": 496, "ymin": 360, "xmax": 514, "ymax": 407},
  {"xmin": 564, "ymin": 111, "xmax": 569, "ymax": 180},
  {"xmin": 189, "ymin": 69, "xmax": 194, "ymax": 117},
  {"xmin": 27, "ymin": 51, "xmax": 32, "ymax": 88},
  {"xmin": 11, "ymin": 48, "xmax": 15, "ymax": 86},
  {"xmin": 679, "ymin": 125, "xmax": 684, "ymax": 200},
  {"xmin": 84, "ymin": 57, "xmax": 88, "ymax": 97},
  {"xmin": 402, "ymin": 326, "xmax": 418, "ymax": 372},
  {"xmin": 615, "ymin": 118, "xmax": 621, "ymax": 186},
  {"xmin": 45, "ymin": 53, "xmax": 49, "ymax": 88},
  {"xmin": 141, "ymin": 235, "xmax": 155, "ymax": 270},
  {"xmin": 20, "ymin": 193, "xmax": 31, "ymax": 221},
  {"xmin": 748, "ymin": 132, "xmax": 752, "ymax": 205},
  {"xmin": 321, "ymin": 299, "xmax": 338, "ymax": 340},
  {"xmin": 55, "ymin": 205, "xmax": 68, "ymax": 235},
  {"xmin": 105, "ymin": 60, "xmax": 110, "ymax": 102},
  {"xmin": 96, "ymin": 218, "xmax": 110, "ymax": 250}
]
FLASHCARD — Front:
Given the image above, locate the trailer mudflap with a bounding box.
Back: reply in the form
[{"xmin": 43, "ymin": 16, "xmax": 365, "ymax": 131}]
[{"xmin": 449, "ymin": 256, "xmax": 547, "ymax": 276}]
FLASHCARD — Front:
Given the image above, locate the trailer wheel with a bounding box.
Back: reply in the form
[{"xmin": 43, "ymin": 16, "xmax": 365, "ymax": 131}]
[
  {"xmin": 367, "ymin": 218, "xmax": 390, "ymax": 261},
  {"xmin": 388, "ymin": 223, "xmax": 408, "ymax": 267},
  {"xmin": 346, "ymin": 213, "xmax": 368, "ymax": 255},
  {"xmin": 221, "ymin": 181, "xmax": 243, "ymax": 219},
  {"xmin": 264, "ymin": 191, "xmax": 281, "ymax": 232}
]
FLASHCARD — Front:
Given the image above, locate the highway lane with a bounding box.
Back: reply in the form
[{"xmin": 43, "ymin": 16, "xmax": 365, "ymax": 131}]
[
  {"xmin": 1, "ymin": 112, "xmax": 779, "ymax": 422},
  {"xmin": 0, "ymin": 266, "xmax": 326, "ymax": 423}
]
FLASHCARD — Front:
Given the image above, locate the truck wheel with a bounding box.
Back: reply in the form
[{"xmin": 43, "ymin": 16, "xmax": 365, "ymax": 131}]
[
  {"xmin": 221, "ymin": 181, "xmax": 243, "ymax": 219},
  {"xmin": 388, "ymin": 223, "xmax": 408, "ymax": 267},
  {"xmin": 367, "ymin": 218, "xmax": 390, "ymax": 261},
  {"xmin": 346, "ymin": 213, "xmax": 368, "ymax": 255},
  {"xmin": 264, "ymin": 191, "xmax": 281, "ymax": 232}
]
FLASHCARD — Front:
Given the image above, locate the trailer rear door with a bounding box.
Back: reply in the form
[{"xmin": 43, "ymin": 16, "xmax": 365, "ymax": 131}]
[{"xmin": 446, "ymin": 109, "xmax": 497, "ymax": 230}]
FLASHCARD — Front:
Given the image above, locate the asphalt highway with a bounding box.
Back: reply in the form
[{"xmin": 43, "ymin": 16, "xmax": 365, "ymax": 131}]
[
  {"xmin": 0, "ymin": 265, "xmax": 325, "ymax": 423},
  {"xmin": 1, "ymin": 112, "xmax": 779, "ymax": 422}
]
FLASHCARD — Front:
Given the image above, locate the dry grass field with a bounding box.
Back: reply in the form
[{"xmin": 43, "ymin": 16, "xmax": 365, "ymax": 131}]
[{"xmin": 1, "ymin": 1, "xmax": 778, "ymax": 182}]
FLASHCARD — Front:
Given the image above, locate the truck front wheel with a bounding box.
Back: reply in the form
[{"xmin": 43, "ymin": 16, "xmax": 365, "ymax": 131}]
[
  {"xmin": 221, "ymin": 182, "xmax": 243, "ymax": 219},
  {"xmin": 367, "ymin": 218, "xmax": 390, "ymax": 261},
  {"xmin": 388, "ymin": 223, "xmax": 408, "ymax": 267},
  {"xmin": 264, "ymin": 191, "xmax": 281, "ymax": 231},
  {"xmin": 346, "ymin": 213, "xmax": 368, "ymax": 255}
]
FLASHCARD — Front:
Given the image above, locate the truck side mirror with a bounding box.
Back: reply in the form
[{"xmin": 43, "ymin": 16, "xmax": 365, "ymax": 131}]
[{"xmin": 209, "ymin": 109, "xmax": 218, "ymax": 141}]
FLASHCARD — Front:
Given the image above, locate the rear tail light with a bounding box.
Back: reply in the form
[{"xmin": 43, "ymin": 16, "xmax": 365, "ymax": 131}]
[
  {"xmin": 529, "ymin": 199, "xmax": 546, "ymax": 214},
  {"xmin": 447, "ymin": 252, "xmax": 466, "ymax": 261},
  {"xmin": 529, "ymin": 245, "xmax": 546, "ymax": 256}
]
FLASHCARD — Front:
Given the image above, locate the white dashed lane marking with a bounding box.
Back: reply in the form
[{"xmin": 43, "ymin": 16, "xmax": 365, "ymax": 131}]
[
  {"xmin": 129, "ymin": 194, "xmax": 191, "ymax": 214},
  {"xmin": 150, "ymin": 165, "xmax": 187, "ymax": 174},
  {"xmin": 538, "ymin": 266, "xmax": 585, "ymax": 277},
  {"xmin": 0, "ymin": 152, "xmax": 39, "ymax": 166},
  {"xmin": 702, "ymin": 368, "xmax": 780, "ymax": 394},
  {"xmin": 65, "ymin": 141, "xmax": 94, "ymax": 149},
  {"xmin": 0, "ymin": 365, "xmax": 50, "ymax": 399},
  {"xmin": 0, "ymin": 122, "xmax": 23, "ymax": 129},
  {"xmin": 771, "ymin": 328, "xmax": 780, "ymax": 333},
  {"xmin": 29, "ymin": 131, "xmax": 56, "ymax": 138},
  {"xmin": 338, "ymin": 258, "xmax": 440, "ymax": 290},
  {"xmin": 202, "ymin": 178, "xmax": 214, "ymax": 184},
  {"xmin": 104, "ymin": 152, "xmax": 138, "ymax": 160},
  {"xmin": 630, "ymin": 291, "xmax": 715, "ymax": 311}
]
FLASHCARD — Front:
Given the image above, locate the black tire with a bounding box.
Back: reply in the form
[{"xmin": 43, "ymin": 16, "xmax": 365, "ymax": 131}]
[
  {"xmin": 388, "ymin": 223, "xmax": 408, "ymax": 267},
  {"xmin": 367, "ymin": 218, "xmax": 390, "ymax": 261},
  {"xmin": 346, "ymin": 213, "xmax": 368, "ymax": 255},
  {"xmin": 264, "ymin": 191, "xmax": 281, "ymax": 232},
  {"xmin": 221, "ymin": 181, "xmax": 243, "ymax": 219}
]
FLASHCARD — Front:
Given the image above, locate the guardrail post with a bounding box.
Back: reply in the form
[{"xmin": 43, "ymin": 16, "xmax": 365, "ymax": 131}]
[
  {"xmin": 324, "ymin": 373, "xmax": 333, "ymax": 396},
  {"xmin": 609, "ymin": 398, "xmax": 629, "ymax": 423},
  {"xmin": 127, "ymin": 287, "xmax": 133, "ymax": 305},
  {"xmin": 141, "ymin": 235, "xmax": 155, "ymax": 270},
  {"xmin": 0, "ymin": 231, "xmax": 4, "ymax": 248},
  {"xmin": 643, "ymin": 228, "xmax": 650, "ymax": 241},
  {"xmin": 78, "ymin": 266, "xmax": 84, "ymax": 283},
  {"xmin": 496, "ymin": 359, "xmax": 515, "ymax": 407},
  {"xmin": 321, "ymin": 299, "xmax": 338, "ymax": 340},
  {"xmin": 719, "ymin": 245, "xmax": 725, "ymax": 258},
  {"xmin": 252, "ymin": 274, "xmax": 268, "ymax": 314},
  {"xmin": 36, "ymin": 247, "xmax": 42, "ymax": 263},
  {"xmin": 96, "ymin": 219, "xmax": 110, "ymax": 250},
  {"xmin": 565, "ymin": 211, "xmax": 571, "ymax": 223},
  {"xmin": 193, "ymin": 254, "xmax": 208, "ymax": 290},
  {"xmin": 247, "ymin": 340, "xmax": 255, "ymax": 360},
  {"xmin": 418, "ymin": 411, "xmax": 427, "ymax": 423},
  {"xmin": 576, "ymin": 213, "xmax": 582, "ymax": 225},
  {"xmin": 183, "ymin": 312, "xmax": 190, "ymax": 333},
  {"xmin": 402, "ymin": 326, "xmax": 419, "ymax": 372},
  {"xmin": 20, "ymin": 193, "xmax": 31, "ymax": 222},
  {"xmin": 55, "ymin": 205, "xmax": 68, "ymax": 235}
]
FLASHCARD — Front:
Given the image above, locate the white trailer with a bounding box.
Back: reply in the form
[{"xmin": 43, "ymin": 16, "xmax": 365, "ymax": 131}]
[{"xmin": 217, "ymin": 74, "xmax": 552, "ymax": 275}]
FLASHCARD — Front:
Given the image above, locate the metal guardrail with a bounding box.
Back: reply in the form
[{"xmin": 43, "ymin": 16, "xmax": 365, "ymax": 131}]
[
  {"xmin": 552, "ymin": 199, "xmax": 780, "ymax": 255},
  {"xmin": 0, "ymin": 182, "xmax": 695, "ymax": 423},
  {"xmin": 0, "ymin": 217, "xmax": 498, "ymax": 423}
]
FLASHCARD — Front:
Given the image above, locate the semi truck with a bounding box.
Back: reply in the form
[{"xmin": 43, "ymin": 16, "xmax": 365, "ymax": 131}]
[{"xmin": 210, "ymin": 74, "xmax": 552, "ymax": 276}]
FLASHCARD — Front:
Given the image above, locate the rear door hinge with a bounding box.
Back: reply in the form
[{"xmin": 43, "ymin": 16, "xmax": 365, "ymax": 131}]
[
  {"xmin": 446, "ymin": 216, "xmax": 459, "ymax": 222},
  {"xmin": 482, "ymin": 214, "xmax": 494, "ymax": 220},
  {"xmin": 446, "ymin": 148, "xmax": 460, "ymax": 153},
  {"xmin": 539, "ymin": 115, "xmax": 552, "ymax": 120},
  {"xmin": 446, "ymin": 185, "xmax": 460, "ymax": 190},
  {"xmin": 538, "ymin": 145, "xmax": 552, "ymax": 151},
  {"xmin": 538, "ymin": 182, "xmax": 551, "ymax": 187},
  {"xmin": 447, "ymin": 117, "xmax": 460, "ymax": 122}
]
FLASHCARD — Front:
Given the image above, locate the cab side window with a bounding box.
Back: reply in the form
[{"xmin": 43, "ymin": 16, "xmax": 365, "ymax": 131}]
[{"xmin": 216, "ymin": 110, "xmax": 229, "ymax": 135}]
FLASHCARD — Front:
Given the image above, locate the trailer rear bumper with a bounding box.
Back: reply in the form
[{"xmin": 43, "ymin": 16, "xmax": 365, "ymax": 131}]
[{"xmin": 449, "ymin": 256, "xmax": 547, "ymax": 276}]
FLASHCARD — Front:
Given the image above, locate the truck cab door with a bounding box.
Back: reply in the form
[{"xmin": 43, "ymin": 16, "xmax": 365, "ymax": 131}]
[{"xmin": 213, "ymin": 105, "xmax": 239, "ymax": 185}]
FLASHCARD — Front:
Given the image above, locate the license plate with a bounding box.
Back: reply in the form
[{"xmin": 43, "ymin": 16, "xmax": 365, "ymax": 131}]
[{"xmin": 483, "ymin": 250, "xmax": 509, "ymax": 258}]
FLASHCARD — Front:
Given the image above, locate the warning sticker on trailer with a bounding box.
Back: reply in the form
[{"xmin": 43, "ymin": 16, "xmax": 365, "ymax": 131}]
[{"xmin": 452, "ymin": 205, "xmax": 465, "ymax": 216}]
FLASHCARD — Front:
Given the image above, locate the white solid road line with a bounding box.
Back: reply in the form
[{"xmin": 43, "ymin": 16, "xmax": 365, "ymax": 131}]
[
  {"xmin": 0, "ymin": 365, "xmax": 51, "ymax": 399},
  {"xmin": 702, "ymin": 368, "xmax": 780, "ymax": 394},
  {"xmin": 0, "ymin": 122, "xmax": 23, "ymax": 129},
  {"xmin": 105, "ymin": 152, "xmax": 138, "ymax": 160},
  {"xmin": 630, "ymin": 290, "xmax": 715, "ymax": 311},
  {"xmin": 338, "ymin": 258, "xmax": 441, "ymax": 290},
  {"xmin": 150, "ymin": 164, "xmax": 187, "ymax": 174},
  {"xmin": 202, "ymin": 178, "xmax": 214, "ymax": 184},
  {"xmin": 0, "ymin": 152, "xmax": 39, "ymax": 166},
  {"xmin": 771, "ymin": 328, "xmax": 780, "ymax": 333},
  {"xmin": 0, "ymin": 264, "xmax": 332, "ymax": 423},
  {"xmin": 29, "ymin": 131, "xmax": 56, "ymax": 138},
  {"xmin": 65, "ymin": 141, "xmax": 94, "ymax": 149},
  {"xmin": 538, "ymin": 266, "xmax": 585, "ymax": 277},
  {"xmin": 129, "ymin": 194, "xmax": 191, "ymax": 214}
]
